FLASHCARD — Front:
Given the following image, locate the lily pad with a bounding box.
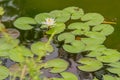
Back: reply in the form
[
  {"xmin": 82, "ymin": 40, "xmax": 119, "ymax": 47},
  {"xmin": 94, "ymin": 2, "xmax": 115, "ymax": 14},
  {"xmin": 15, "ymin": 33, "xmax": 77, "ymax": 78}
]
[
  {"xmin": 77, "ymin": 58, "xmax": 103, "ymax": 72},
  {"xmin": 44, "ymin": 58, "xmax": 69, "ymax": 73},
  {"xmin": 107, "ymin": 68, "xmax": 120, "ymax": 76},
  {"xmin": 63, "ymin": 7, "xmax": 84, "ymax": 20},
  {"xmin": 58, "ymin": 33, "xmax": 75, "ymax": 43},
  {"xmin": 0, "ymin": 7, "xmax": 4, "ymax": 15},
  {"xmin": 103, "ymin": 75, "xmax": 117, "ymax": 80},
  {"xmin": 60, "ymin": 72, "xmax": 78, "ymax": 80},
  {"xmin": 46, "ymin": 23, "xmax": 65, "ymax": 34},
  {"xmin": 31, "ymin": 42, "xmax": 53, "ymax": 57},
  {"xmin": 14, "ymin": 17, "xmax": 37, "ymax": 30},
  {"xmin": 96, "ymin": 49, "xmax": 120, "ymax": 63},
  {"xmin": 35, "ymin": 13, "xmax": 51, "ymax": 24},
  {"xmin": 81, "ymin": 13, "xmax": 104, "ymax": 26},
  {"xmin": 50, "ymin": 10, "xmax": 70, "ymax": 22},
  {"xmin": 92, "ymin": 24, "xmax": 114, "ymax": 36},
  {"xmin": 0, "ymin": 66, "xmax": 9, "ymax": 80},
  {"xmin": 63, "ymin": 40, "xmax": 85, "ymax": 53},
  {"xmin": 0, "ymin": 38, "xmax": 19, "ymax": 50},
  {"xmin": 68, "ymin": 22, "xmax": 90, "ymax": 32}
]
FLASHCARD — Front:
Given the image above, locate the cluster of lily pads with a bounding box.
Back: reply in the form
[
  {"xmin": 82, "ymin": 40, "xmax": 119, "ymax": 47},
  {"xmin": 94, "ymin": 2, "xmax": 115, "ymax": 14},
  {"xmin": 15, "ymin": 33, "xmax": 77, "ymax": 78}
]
[{"xmin": 0, "ymin": 6, "xmax": 120, "ymax": 80}]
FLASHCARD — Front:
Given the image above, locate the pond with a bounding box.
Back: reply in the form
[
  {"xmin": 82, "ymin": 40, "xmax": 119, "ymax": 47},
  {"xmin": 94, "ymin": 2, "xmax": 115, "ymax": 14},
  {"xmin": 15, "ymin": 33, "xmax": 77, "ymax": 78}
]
[
  {"xmin": 0, "ymin": 0, "xmax": 120, "ymax": 80},
  {"xmin": 1, "ymin": 0, "xmax": 120, "ymax": 50}
]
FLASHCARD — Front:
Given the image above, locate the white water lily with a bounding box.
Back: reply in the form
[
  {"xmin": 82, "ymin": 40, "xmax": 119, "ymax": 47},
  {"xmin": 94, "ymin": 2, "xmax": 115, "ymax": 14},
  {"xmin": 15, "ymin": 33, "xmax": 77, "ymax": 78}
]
[{"xmin": 42, "ymin": 18, "xmax": 56, "ymax": 26}]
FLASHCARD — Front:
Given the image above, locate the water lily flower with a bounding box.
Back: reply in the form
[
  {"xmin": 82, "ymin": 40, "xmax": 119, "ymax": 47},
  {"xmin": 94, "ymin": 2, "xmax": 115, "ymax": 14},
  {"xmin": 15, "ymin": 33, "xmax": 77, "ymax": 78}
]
[{"xmin": 42, "ymin": 18, "xmax": 56, "ymax": 26}]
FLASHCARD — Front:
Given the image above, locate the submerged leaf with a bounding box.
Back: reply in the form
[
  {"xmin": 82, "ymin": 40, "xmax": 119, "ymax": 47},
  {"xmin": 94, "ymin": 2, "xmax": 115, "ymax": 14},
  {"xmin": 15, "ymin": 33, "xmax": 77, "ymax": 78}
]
[
  {"xmin": 78, "ymin": 58, "xmax": 103, "ymax": 72},
  {"xmin": 14, "ymin": 17, "xmax": 36, "ymax": 30},
  {"xmin": 0, "ymin": 66, "xmax": 9, "ymax": 80},
  {"xmin": 44, "ymin": 58, "xmax": 69, "ymax": 73},
  {"xmin": 0, "ymin": 7, "xmax": 4, "ymax": 15},
  {"xmin": 81, "ymin": 13, "xmax": 104, "ymax": 26},
  {"xmin": 63, "ymin": 40, "xmax": 85, "ymax": 53},
  {"xmin": 63, "ymin": 7, "xmax": 84, "ymax": 20},
  {"xmin": 92, "ymin": 24, "xmax": 114, "ymax": 36},
  {"xmin": 58, "ymin": 33, "xmax": 75, "ymax": 43}
]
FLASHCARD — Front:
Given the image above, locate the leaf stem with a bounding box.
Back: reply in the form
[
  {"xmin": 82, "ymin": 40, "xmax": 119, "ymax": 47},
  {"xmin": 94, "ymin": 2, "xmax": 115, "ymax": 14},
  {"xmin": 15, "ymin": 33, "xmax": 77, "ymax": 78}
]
[
  {"xmin": 20, "ymin": 65, "xmax": 27, "ymax": 80},
  {"xmin": 102, "ymin": 21, "xmax": 116, "ymax": 24}
]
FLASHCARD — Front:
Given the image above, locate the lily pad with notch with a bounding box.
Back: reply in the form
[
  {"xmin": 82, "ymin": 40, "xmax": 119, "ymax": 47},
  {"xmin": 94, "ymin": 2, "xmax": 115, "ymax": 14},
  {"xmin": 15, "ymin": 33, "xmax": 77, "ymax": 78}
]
[
  {"xmin": 44, "ymin": 58, "xmax": 69, "ymax": 73},
  {"xmin": 14, "ymin": 17, "xmax": 37, "ymax": 30},
  {"xmin": 77, "ymin": 58, "xmax": 103, "ymax": 72}
]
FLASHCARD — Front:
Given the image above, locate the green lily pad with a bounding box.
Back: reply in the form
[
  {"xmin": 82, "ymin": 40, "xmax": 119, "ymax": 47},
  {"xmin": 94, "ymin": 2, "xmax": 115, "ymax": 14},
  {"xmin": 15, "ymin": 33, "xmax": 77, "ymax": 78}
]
[
  {"xmin": 103, "ymin": 75, "xmax": 117, "ymax": 80},
  {"xmin": 92, "ymin": 24, "xmax": 114, "ymax": 36},
  {"xmin": 81, "ymin": 32, "xmax": 106, "ymax": 45},
  {"xmin": 81, "ymin": 13, "xmax": 104, "ymax": 26},
  {"xmin": 0, "ymin": 38, "xmax": 19, "ymax": 50},
  {"xmin": 0, "ymin": 50, "xmax": 9, "ymax": 57},
  {"xmin": 50, "ymin": 10, "xmax": 70, "ymax": 22},
  {"xmin": 0, "ymin": 7, "xmax": 4, "ymax": 15},
  {"xmin": 107, "ymin": 62, "xmax": 120, "ymax": 68},
  {"xmin": 0, "ymin": 66, "xmax": 9, "ymax": 80},
  {"xmin": 78, "ymin": 58, "xmax": 103, "ymax": 72},
  {"xmin": 63, "ymin": 7, "xmax": 84, "ymax": 20},
  {"xmin": 60, "ymin": 72, "xmax": 78, "ymax": 80},
  {"xmin": 58, "ymin": 33, "xmax": 75, "ymax": 43},
  {"xmin": 68, "ymin": 22, "xmax": 90, "ymax": 32},
  {"xmin": 14, "ymin": 17, "xmax": 36, "ymax": 30},
  {"xmin": 107, "ymin": 68, "xmax": 120, "ymax": 76},
  {"xmin": 97, "ymin": 49, "xmax": 120, "ymax": 63},
  {"xmin": 44, "ymin": 58, "xmax": 69, "ymax": 73},
  {"xmin": 46, "ymin": 23, "xmax": 65, "ymax": 34},
  {"xmin": 31, "ymin": 42, "xmax": 53, "ymax": 56},
  {"xmin": 35, "ymin": 13, "xmax": 51, "ymax": 24},
  {"xmin": 63, "ymin": 40, "xmax": 85, "ymax": 53}
]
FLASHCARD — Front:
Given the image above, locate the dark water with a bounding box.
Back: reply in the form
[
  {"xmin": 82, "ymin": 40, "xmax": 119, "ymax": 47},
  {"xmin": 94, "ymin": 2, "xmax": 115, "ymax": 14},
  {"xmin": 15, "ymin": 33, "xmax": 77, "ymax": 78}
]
[{"xmin": 1, "ymin": 0, "xmax": 120, "ymax": 51}]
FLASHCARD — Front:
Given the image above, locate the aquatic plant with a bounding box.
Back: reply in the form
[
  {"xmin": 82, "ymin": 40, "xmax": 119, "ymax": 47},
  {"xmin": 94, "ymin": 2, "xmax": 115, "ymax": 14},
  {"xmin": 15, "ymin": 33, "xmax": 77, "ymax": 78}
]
[{"xmin": 0, "ymin": 6, "xmax": 120, "ymax": 80}]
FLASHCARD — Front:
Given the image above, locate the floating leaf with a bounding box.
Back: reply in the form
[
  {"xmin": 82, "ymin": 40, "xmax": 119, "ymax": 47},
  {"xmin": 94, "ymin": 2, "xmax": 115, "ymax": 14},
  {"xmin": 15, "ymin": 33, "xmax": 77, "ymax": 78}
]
[
  {"xmin": 0, "ymin": 7, "xmax": 4, "ymax": 15},
  {"xmin": 87, "ymin": 45, "xmax": 106, "ymax": 57},
  {"xmin": 81, "ymin": 13, "xmax": 104, "ymax": 26},
  {"xmin": 0, "ymin": 50, "xmax": 9, "ymax": 57},
  {"xmin": 63, "ymin": 40, "xmax": 85, "ymax": 53},
  {"xmin": 81, "ymin": 32, "xmax": 106, "ymax": 45},
  {"xmin": 97, "ymin": 49, "xmax": 120, "ymax": 63},
  {"xmin": 60, "ymin": 72, "xmax": 78, "ymax": 80},
  {"xmin": 35, "ymin": 13, "xmax": 50, "ymax": 24},
  {"xmin": 92, "ymin": 24, "xmax": 114, "ymax": 36},
  {"xmin": 0, "ymin": 66, "xmax": 9, "ymax": 80},
  {"xmin": 46, "ymin": 23, "xmax": 65, "ymax": 34},
  {"xmin": 50, "ymin": 10, "xmax": 70, "ymax": 22},
  {"xmin": 44, "ymin": 58, "xmax": 69, "ymax": 73},
  {"xmin": 14, "ymin": 17, "xmax": 36, "ymax": 30},
  {"xmin": 58, "ymin": 33, "xmax": 75, "ymax": 43},
  {"xmin": 63, "ymin": 7, "xmax": 84, "ymax": 20},
  {"xmin": 107, "ymin": 68, "xmax": 120, "ymax": 76},
  {"xmin": 93, "ymin": 77, "xmax": 99, "ymax": 80},
  {"xmin": 0, "ymin": 38, "xmax": 19, "ymax": 50},
  {"xmin": 103, "ymin": 75, "xmax": 117, "ymax": 80},
  {"xmin": 107, "ymin": 62, "xmax": 120, "ymax": 68},
  {"xmin": 31, "ymin": 42, "xmax": 53, "ymax": 56},
  {"xmin": 68, "ymin": 22, "xmax": 90, "ymax": 33},
  {"xmin": 78, "ymin": 58, "xmax": 103, "ymax": 72}
]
